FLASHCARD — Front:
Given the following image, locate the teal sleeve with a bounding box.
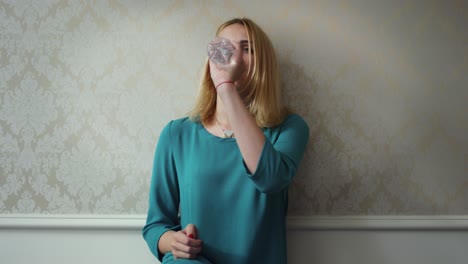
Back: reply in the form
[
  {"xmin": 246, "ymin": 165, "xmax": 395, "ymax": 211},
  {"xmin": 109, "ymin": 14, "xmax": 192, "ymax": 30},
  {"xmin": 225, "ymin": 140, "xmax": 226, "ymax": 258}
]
[
  {"xmin": 246, "ymin": 115, "xmax": 309, "ymax": 193},
  {"xmin": 142, "ymin": 121, "xmax": 181, "ymax": 261}
]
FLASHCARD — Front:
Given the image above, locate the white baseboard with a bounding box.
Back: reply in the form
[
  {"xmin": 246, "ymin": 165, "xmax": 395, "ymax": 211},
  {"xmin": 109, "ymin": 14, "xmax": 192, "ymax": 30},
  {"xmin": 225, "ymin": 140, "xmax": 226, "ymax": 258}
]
[
  {"xmin": 1, "ymin": 214, "xmax": 468, "ymax": 264},
  {"xmin": 0, "ymin": 214, "xmax": 146, "ymax": 229},
  {"xmin": 287, "ymin": 215, "xmax": 468, "ymax": 230},
  {"xmin": 1, "ymin": 214, "xmax": 468, "ymax": 230}
]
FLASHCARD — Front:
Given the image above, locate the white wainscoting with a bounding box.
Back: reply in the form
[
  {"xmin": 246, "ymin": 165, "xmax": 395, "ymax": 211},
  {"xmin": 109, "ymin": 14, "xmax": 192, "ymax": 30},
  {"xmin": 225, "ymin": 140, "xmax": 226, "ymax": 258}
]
[{"xmin": 1, "ymin": 215, "xmax": 467, "ymax": 264}]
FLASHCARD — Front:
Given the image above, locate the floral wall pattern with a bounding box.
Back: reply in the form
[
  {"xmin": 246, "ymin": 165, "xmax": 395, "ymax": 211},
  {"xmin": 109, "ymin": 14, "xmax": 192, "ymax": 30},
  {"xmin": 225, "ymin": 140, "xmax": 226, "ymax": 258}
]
[{"xmin": 0, "ymin": 0, "xmax": 466, "ymax": 215}]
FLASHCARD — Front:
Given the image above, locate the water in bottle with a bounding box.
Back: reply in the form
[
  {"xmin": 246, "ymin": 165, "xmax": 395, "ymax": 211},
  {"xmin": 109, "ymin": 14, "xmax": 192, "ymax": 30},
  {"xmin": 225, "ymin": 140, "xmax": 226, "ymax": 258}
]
[{"xmin": 207, "ymin": 37, "xmax": 235, "ymax": 66}]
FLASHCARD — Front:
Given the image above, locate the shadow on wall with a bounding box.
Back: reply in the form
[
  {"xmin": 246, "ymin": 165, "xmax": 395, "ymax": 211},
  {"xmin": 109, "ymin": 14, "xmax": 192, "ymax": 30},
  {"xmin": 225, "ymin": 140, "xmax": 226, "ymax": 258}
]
[
  {"xmin": 279, "ymin": 56, "xmax": 319, "ymax": 215},
  {"xmin": 277, "ymin": 0, "xmax": 468, "ymax": 215}
]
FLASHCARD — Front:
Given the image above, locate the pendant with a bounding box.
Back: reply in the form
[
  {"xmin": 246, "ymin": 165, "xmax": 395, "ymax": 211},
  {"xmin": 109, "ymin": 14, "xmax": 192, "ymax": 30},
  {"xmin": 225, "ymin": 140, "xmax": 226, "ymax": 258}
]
[{"xmin": 223, "ymin": 130, "xmax": 234, "ymax": 138}]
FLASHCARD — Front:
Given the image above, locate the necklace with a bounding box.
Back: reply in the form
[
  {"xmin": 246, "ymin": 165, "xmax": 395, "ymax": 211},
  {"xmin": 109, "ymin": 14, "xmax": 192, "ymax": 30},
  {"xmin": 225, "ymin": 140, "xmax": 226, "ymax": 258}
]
[{"xmin": 215, "ymin": 117, "xmax": 234, "ymax": 138}]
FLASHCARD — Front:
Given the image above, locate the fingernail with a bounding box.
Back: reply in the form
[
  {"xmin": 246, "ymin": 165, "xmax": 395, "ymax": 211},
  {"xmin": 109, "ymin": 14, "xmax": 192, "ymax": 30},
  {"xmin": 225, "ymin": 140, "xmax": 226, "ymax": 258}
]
[{"xmin": 188, "ymin": 234, "xmax": 194, "ymax": 239}]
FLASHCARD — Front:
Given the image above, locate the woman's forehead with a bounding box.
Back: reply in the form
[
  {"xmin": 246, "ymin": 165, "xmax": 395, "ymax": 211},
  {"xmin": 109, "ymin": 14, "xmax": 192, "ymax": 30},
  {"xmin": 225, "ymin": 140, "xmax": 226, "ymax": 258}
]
[{"xmin": 218, "ymin": 24, "xmax": 248, "ymax": 41}]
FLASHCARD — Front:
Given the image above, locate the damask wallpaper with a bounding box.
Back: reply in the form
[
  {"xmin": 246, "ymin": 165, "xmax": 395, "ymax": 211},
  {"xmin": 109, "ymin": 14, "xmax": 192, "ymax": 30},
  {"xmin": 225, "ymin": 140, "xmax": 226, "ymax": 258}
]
[{"xmin": 0, "ymin": 0, "xmax": 466, "ymax": 215}]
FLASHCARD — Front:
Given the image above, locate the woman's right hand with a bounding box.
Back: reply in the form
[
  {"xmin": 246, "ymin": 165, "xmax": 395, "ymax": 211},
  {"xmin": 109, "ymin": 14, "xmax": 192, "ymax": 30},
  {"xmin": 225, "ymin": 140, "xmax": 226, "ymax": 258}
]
[
  {"xmin": 171, "ymin": 224, "xmax": 203, "ymax": 260},
  {"xmin": 209, "ymin": 47, "xmax": 246, "ymax": 88}
]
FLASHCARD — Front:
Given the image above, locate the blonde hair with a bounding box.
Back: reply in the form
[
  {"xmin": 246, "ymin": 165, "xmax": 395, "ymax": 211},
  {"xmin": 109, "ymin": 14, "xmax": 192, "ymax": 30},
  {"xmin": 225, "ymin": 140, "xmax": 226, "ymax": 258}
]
[{"xmin": 189, "ymin": 18, "xmax": 289, "ymax": 128}]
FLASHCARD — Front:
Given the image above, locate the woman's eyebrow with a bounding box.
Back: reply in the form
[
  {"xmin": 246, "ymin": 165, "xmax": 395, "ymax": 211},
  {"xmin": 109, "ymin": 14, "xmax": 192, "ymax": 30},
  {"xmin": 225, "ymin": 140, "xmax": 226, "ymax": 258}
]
[{"xmin": 239, "ymin": 40, "xmax": 252, "ymax": 44}]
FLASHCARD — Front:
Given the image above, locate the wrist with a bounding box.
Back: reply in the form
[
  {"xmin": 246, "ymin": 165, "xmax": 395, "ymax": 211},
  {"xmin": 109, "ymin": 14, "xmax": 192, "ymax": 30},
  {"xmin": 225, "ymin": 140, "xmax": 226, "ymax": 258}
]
[{"xmin": 215, "ymin": 80, "xmax": 235, "ymax": 89}]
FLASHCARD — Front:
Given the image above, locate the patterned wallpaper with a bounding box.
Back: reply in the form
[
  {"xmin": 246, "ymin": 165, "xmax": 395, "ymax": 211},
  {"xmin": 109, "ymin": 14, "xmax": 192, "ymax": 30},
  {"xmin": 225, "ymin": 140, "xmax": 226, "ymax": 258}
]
[{"xmin": 0, "ymin": 0, "xmax": 466, "ymax": 215}]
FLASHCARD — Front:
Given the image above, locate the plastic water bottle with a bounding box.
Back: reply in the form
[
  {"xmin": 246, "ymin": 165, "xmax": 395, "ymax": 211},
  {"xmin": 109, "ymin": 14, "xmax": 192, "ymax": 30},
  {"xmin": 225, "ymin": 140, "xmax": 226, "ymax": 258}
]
[{"xmin": 207, "ymin": 37, "xmax": 235, "ymax": 66}]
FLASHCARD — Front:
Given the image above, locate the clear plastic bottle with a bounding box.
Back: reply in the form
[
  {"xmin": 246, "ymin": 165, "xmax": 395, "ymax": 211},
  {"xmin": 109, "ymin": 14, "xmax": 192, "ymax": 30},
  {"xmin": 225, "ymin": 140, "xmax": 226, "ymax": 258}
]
[{"xmin": 207, "ymin": 37, "xmax": 235, "ymax": 66}]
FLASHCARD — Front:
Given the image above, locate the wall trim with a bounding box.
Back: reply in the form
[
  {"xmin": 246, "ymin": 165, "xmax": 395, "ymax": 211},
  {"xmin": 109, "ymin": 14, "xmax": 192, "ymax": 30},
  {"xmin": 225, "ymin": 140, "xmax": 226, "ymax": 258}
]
[
  {"xmin": 1, "ymin": 214, "xmax": 467, "ymax": 230},
  {"xmin": 287, "ymin": 215, "xmax": 468, "ymax": 230},
  {"xmin": 0, "ymin": 214, "xmax": 145, "ymax": 230}
]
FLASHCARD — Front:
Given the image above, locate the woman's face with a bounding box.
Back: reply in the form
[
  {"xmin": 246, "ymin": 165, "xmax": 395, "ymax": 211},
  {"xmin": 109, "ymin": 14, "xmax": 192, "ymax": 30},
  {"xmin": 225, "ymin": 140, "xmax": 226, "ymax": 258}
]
[{"xmin": 217, "ymin": 23, "xmax": 254, "ymax": 85}]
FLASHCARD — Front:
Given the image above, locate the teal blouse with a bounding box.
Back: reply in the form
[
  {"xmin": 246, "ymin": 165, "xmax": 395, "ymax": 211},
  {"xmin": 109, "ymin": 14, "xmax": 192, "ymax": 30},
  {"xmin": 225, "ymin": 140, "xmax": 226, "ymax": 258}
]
[{"xmin": 142, "ymin": 114, "xmax": 309, "ymax": 264}]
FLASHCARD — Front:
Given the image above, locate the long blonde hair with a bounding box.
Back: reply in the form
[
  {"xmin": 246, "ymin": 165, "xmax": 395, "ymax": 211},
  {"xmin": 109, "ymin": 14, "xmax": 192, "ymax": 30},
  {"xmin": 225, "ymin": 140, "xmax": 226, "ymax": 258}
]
[{"xmin": 189, "ymin": 18, "xmax": 289, "ymax": 128}]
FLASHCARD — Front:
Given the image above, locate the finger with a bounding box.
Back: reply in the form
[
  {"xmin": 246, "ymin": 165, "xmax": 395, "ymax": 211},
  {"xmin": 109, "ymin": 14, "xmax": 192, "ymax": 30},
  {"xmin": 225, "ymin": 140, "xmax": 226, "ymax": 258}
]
[
  {"xmin": 184, "ymin": 224, "xmax": 199, "ymax": 239},
  {"xmin": 171, "ymin": 239, "xmax": 202, "ymax": 260},
  {"xmin": 172, "ymin": 249, "xmax": 198, "ymax": 260},
  {"xmin": 187, "ymin": 238, "xmax": 203, "ymax": 248},
  {"xmin": 173, "ymin": 231, "xmax": 203, "ymax": 247},
  {"xmin": 173, "ymin": 231, "xmax": 190, "ymax": 243},
  {"xmin": 208, "ymin": 60, "xmax": 215, "ymax": 70},
  {"xmin": 172, "ymin": 241, "xmax": 202, "ymax": 255}
]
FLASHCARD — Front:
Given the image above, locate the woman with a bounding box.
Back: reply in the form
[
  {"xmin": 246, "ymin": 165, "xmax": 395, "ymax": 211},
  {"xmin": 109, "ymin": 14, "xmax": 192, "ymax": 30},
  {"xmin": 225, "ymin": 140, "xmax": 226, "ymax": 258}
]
[{"xmin": 143, "ymin": 17, "xmax": 309, "ymax": 264}]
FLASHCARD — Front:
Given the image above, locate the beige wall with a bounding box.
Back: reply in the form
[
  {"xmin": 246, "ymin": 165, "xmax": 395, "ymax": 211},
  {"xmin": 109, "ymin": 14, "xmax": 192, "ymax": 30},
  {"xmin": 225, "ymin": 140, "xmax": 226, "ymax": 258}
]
[{"xmin": 0, "ymin": 1, "xmax": 466, "ymax": 215}]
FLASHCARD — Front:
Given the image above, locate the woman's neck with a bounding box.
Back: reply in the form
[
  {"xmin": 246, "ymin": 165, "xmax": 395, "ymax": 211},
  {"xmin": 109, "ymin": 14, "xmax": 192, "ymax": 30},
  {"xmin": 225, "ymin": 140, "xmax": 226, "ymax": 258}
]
[{"xmin": 214, "ymin": 97, "xmax": 231, "ymax": 129}]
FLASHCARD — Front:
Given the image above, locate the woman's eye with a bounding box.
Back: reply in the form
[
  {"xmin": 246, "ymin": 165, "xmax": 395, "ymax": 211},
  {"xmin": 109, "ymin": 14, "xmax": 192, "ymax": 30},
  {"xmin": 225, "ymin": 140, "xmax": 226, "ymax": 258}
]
[{"xmin": 243, "ymin": 47, "xmax": 253, "ymax": 54}]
